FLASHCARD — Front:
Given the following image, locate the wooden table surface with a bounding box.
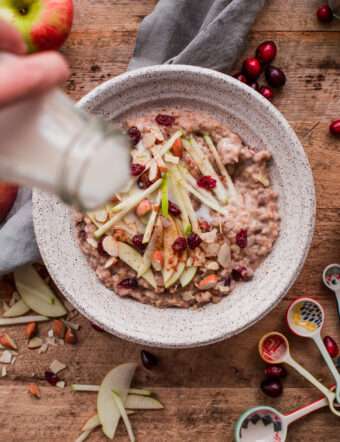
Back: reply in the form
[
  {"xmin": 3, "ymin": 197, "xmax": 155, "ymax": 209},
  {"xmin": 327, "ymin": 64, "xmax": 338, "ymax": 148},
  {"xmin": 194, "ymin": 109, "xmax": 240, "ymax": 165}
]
[{"xmin": 1, "ymin": 0, "xmax": 340, "ymax": 440}]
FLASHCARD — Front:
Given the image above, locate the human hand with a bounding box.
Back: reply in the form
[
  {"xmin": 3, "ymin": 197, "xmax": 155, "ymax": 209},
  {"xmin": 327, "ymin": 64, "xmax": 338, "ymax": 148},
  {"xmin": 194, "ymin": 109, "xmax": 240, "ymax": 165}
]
[{"xmin": 0, "ymin": 19, "xmax": 69, "ymax": 107}]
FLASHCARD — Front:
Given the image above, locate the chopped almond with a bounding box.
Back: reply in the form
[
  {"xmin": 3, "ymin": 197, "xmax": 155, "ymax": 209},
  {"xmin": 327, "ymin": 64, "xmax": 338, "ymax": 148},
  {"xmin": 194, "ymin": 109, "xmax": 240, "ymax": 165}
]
[
  {"xmin": 192, "ymin": 247, "xmax": 206, "ymax": 266},
  {"xmin": 25, "ymin": 322, "xmax": 37, "ymax": 339},
  {"xmin": 28, "ymin": 384, "xmax": 40, "ymax": 398},
  {"xmin": 53, "ymin": 319, "xmax": 66, "ymax": 339},
  {"xmin": 135, "ymin": 199, "xmax": 152, "ymax": 218},
  {"xmin": 172, "ymin": 137, "xmax": 183, "ymax": 158},
  {"xmin": 0, "ymin": 333, "xmax": 17, "ymax": 350},
  {"xmin": 64, "ymin": 328, "xmax": 76, "ymax": 344},
  {"xmin": 94, "ymin": 210, "xmax": 109, "ymax": 223},
  {"xmin": 199, "ymin": 274, "xmax": 218, "ymax": 290},
  {"xmin": 28, "ymin": 337, "xmax": 43, "ymax": 349},
  {"xmin": 200, "ymin": 229, "xmax": 217, "ymax": 243},
  {"xmin": 149, "ymin": 160, "xmax": 159, "ymax": 181},
  {"xmin": 151, "ymin": 251, "xmax": 164, "ymax": 271}
]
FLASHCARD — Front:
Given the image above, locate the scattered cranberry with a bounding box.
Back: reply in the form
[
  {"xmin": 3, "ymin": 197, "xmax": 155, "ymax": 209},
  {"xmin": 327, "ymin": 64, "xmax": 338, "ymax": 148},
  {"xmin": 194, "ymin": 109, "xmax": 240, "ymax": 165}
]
[
  {"xmin": 45, "ymin": 371, "xmax": 59, "ymax": 386},
  {"xmin": 131, "ymin": 163, "xmax": 146, "ymax": 176},
  {"xmin": 155, "ymin": 114, "xmax": 175, "ymax": 126},
  {"xmin": 265, "ymin": 365, "xmax": 287, "ymax": 379},
  {"xmin": 141, "ymin": 350, "xmax": 158, "ymax": 369},
  {"xmin": 233, "ymin": 73, "xmax": 247, "ymax": 83},
  {"xmin": 132, "ymin": 234, "xmax": 147, "ymax": 250},
  {"xmin": 256, "ymin": 41, "xmax": 277, "ymax": 64},
  {"xmin": 127, "ymin": 126, "xmax": 141, "ymax": 146},
  {"xmin": 168, "ymin": 201, "xmax": 182, "ymax": 217},
  {"xmin": 197, "ymin": 176, "xmax": 217, "ymax": 189},
  {"xmin": 317, "ymin": 5, "xmax": 333, "ymax": 22},
  {"xmin": 248, "ymin": 81, "xmax": 259, "ymax": 91},
  {"xmin": 90, "ymin": 322, "xmax": 104, "ymax": 332},
  {"xmin": 232, "ymin": 266, "xmax": 248, "ymax": 281},
  {"xmin": 198, "ymin": 219, "xmax": 210, "ymax": 232},
  {"xmin": 261, "ymin": 379, "xmax": 283, "ymax": 398},
  {"xmin": 330, "ymin": 119, "xmax": 340, "ymax": 136},
  {"xmin": 172, "ymin": 237, "xmax": 187, "ymax": 254},
  {"xmin": 118, "ymin": 278, "xmax": 138, "ymax": 289},
  {"xmin": 259, "ymin": 85, "xmax": 274, "ymax": 100},
  {"xmin": 265, "ymin": 66, "xmax": 286, "ymax": 88},
  {"xmin": 187, "ymin": 233, "xmax": 202, "ymax": 249},
  {"xmin": 324, "ymin": 336, "xmax": 339, "ymax": 357},
  {"xmin": 220, "ymin": 277, "xmax": 231, "ymax": 287},
  {"xmin": 236, "ymin": 229, "xmax": 247, "ymax": 248},
  {"xmin": 242, "ymin": 58, "xmax": 262, "ymax": 81},
  {"xmin": 97, "ymin": 239, "xmax": 109, "ymax": 257}
]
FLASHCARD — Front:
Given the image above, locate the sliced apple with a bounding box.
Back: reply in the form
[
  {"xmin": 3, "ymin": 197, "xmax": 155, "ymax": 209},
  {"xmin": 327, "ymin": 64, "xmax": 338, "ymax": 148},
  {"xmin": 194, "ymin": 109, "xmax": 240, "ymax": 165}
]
[
  {"xmin": 3, "ymin": 299, "xmax": 30, "ymax": 317},
  {"xmin": 142, "ymin": 190, "xmax": 162, "ymax": 244},
  {"xmin": 168, "ymin": 174, "xmax": 191, "ymax": 235},
  {"xmin": 161, "ymin": 215, "xmax": 180, "ymax": 284},
  {"xmin": 75, "ymin": 430, "xmax": 92, "ymax": 442},
  {"xmin": 180, "ymin": 266, "xmax": 197, "ymax": 288},
  {"xmin": 112, "ymin": 389, "xmax": 135, "ymax": 442},
  {"xmin": 165, "ymin": 250, "xmax": 187, "ymax": 289},
  {"xmin": 94, "ymin": 209, "xmax": 109, "ymax": 223},
  {"xmin": 125, "ymin": 394, "xmax": 164, "ymax": 410},
  {"xmin": 14, "ymin": 265, "xmax": 67, "ymax": 317},
  {"xmin": 97, "ymin": 362, "xmax": 137, "ymax": 440},
  {"xmin": 0, "ymin": 315, "xmax": 49, "ymax": 326},
  {"xmin": 118, "ymin": 242, "xmax": 156, "ymax": 288},
  {"xmin": 82, "ymin": 414, "xmax": 100, "ymax": 432},
  {"xmin": 138, "ymin": 217, "xmax": 163, "ymax": 277},
  {"xmin": 71, "ymin": 384, "xmax": 152, "ymax": 396},
  {"xmin": 175, "ymin": 179, "xmax": 200, "ymax": 234},
  {"xmin": 178, "ymin": 164, "xmax": 219, "ymax": 204},
  {"xmin": 158, "ymin": 129, "xmax": 183, "ymax": 157},
  {"xmin": 178, "ymin": 179, "xmax": 224, "ymax": 214}
]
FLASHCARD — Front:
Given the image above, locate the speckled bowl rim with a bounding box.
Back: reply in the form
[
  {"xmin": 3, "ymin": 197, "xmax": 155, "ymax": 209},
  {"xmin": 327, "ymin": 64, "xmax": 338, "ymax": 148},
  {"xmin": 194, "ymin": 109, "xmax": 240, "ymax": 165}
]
[{"xmin": 33, "ymin": 65, "xmax": 315, "ymax": 348}]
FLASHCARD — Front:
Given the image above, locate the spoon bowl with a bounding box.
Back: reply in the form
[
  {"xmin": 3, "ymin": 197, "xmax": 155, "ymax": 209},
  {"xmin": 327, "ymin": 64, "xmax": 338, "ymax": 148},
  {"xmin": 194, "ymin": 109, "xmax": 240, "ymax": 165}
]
[
  {"xmin": 258, "ymin": 331, "xmax": 289, "ymax": 364},
  {"xmin": 322, "ymin": 263, "xmax": 340, "ymax": 323},
  {"xmin": 287, "ymin": 297, "xmax": 324, "ymax": 337}
]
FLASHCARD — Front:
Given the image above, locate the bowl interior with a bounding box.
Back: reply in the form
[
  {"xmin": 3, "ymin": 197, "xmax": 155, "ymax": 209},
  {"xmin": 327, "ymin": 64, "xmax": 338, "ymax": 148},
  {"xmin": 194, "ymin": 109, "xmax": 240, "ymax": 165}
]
[{"xmin": 33, "ymin": 65, "xmax": 315, "ymax": 348}]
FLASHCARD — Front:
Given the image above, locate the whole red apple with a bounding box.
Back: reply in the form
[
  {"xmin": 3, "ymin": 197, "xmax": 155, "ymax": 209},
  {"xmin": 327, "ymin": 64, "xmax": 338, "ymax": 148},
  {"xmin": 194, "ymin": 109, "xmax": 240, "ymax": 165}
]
[
  {"xmin": 0, "ymin": 0, "xmax": 73, "ymax": 53},
  {"xmin": 0, "ymin": 182, "xmax": 18, "ymax": 222}
]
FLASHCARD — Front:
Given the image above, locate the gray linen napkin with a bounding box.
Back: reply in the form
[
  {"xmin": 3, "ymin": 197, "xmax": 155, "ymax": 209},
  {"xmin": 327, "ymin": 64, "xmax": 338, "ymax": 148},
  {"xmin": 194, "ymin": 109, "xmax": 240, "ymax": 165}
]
[{"xmin": 0, "ymin": 0, "xmax": 264, "ymax": 275}]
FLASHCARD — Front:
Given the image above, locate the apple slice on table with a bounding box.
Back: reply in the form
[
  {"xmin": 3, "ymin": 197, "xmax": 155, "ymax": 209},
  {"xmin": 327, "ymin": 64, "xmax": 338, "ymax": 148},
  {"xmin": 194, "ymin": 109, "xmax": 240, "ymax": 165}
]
[
  {"xmin": 161, "ymin": 215, "xmax": 180, "ymax": 284},
  {"xmin": 14, "ymin": 265, "xmax": 67, "ymax": 317},
  {"xmin": 97, "ymin": 362, "xmax": 137, "ymax": 439},
  {"xmin": 180, "ymin": 266, "xmax": 197, "ymax": 288},
  {"xmin": 3, "ymin": 299, "xmax": 30, "ymax": 317},
  {"xmin": 138, "ymin": 217, "xmax": 163, "ymax": 277},
  {"xmin": 118, "ymin": 242, "xmax": 156, "ymax": 288},
  {"xmin": 112, "ymin": 390, "xmax": 135, "ymax": 442},
  {"xmin": 71, "ymin": 384, "xmax": 152, "ymax": 396},
  {"xmin": 0, "ymin": 182, "xmax": 18, "ymax": 223},
  {"xmin": 82, "ymin": 414, "xmax": 100, "ymax": 432},
  {"xmin": 125, "ymin": 394, "xmax": 164, "ymax": 410}
]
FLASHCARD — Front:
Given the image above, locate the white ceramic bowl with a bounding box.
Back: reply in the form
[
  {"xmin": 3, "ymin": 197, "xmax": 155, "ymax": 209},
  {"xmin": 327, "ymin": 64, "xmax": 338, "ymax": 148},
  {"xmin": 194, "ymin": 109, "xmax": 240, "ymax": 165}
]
[{"xmin": 32, "ymin": 65, "xmax": 315, "ymax": 348}]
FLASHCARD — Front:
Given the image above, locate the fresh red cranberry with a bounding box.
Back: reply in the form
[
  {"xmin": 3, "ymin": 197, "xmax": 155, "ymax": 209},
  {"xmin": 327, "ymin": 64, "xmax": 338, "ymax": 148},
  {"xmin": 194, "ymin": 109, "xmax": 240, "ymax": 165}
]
[
  {"xmin": 265, "ymin": 66, "xmax": 286, "ymax": 88},
  {"xmin": 220, "ymin": 277, "xmax": 231, "ymax": 287},
  {"xmin": 45, "ymin": 371, "xmax": 59, "ymax": 386},
  {"xmin": 265, "ymin": 365, "xmax": 287, "ymax": 379},
  {"xmin": 131, "ymin": 163, "xmax": 146, "ymax": 176},
  {"xmin": 97, "ymin": 239, "xmax": 109, "ymax": 257},
  {"xmin": 197, "ymin": 176, "xmax": 217, "ymax": 189},
  {"xmin": 232, "ymin": 266, "xmax": 248, "ymax": 281},
  {"xmin": 317, "ymin": 5, "xmax": 333, "ymax": 22},
  {"xmin": 172, "ymin": 237, "xmax": 187, "ymax": 254},
  {"xmin": 324, "ymin": 336, "xmax": 339, "ymax": 357},
  {"xmin": 187, "ymin": 233, "xmax": 202, "ymax": 249},
  {"xmin": 155, "ymin": 114, "xmax": 175, "ymax": 126},
  {"xmin": 261, "ymin": 379, "xmax": 283, "ymax": 398},
  {"xmin": 330, "ymin": 119, "xmax": 340, "ymax": 136},
  {"xmin": 198, "ymin": 219, "xmax": 210, "ymax": 232},
  {"xmin": 236, "ymin": 229, "xmax": 247, "ymax": 248},
  {"xmin": 141, "ymin": 350, "xmax": 158, "ymax": 369},
  {"xmin": 248, "ymin": 81, "xmax": 259, "ymax": 91},
  {"xmin": 256, "ymin": 41, "xmax": 277, "ymax": 64},
  {"xmin": 233, "ymin": 73, "xmax": 247, "ymax": 83},
  {"xmin": 127, "ymin": 126, "xmax": 141, "ymax": 146},
  {"xmin": 90, "ymin": 322, "xmax": 104, "ymax": 332},
  {"xmin": 118, "ymin": 278, "xmax": 138, "ymax": 289},
  {"xmin": 259, "ymin": 85, "xmax": 274, "ymax": 100},
  {"xmin": 168, "ymin": 201, "xmax": 182, "ymax": 217},
  {"xmin": 132, "ymin": 234, "xmax": 147, "ymax": 250},
  {"xmin": 242, "ymin": 58, "xmax": 262, "ymax": 81}
]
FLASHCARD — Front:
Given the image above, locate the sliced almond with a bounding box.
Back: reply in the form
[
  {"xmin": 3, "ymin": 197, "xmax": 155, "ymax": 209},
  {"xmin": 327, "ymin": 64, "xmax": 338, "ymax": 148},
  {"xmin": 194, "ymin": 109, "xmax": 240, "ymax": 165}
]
[
  {"xmin": 218, "ymin": 285, "xmax": 231, "ymax": 294},
  {"xmin": 53, "ymin": 319, "xmax": 66, "ymax": 339},
  {"xmin": 200, "ymin": 229, "xmax": 217, "ymax": 243},
  {"xmin": 94, "ymin": 210, "xmax": 109, "ymax": 223},
  {"xmin": 149, "ymin": 160, "xmax": 159, "ymax": 182},
  {"xmin": 182, "ymin": 291, "xmax": 194, "ymax": 301},
  {"xmin": 205, "ymin": 261, "xmax": 219, "ymax": 271},
  {"xmin": 25, "ymin": 322, "xmax": 37, "ymax": 339},
  {"xmin": 102, "ymin": 236, "xmax": 119, "ymax": 257},
  {"xmin": 2, "ymin": 366, "xmax": 7, "ymax": 377},
  {"xmin": 142, "ymin": 132, "xmax": 156, "ymax": 149},
  {"xmin": 199, "ymin": 274, "xmax": 218, "ymax": 290},
  {"xmin": 0, "ymin": 333, "xmax": 17, "ymax": 350},
  {"xmin": 48, "ymin": 329, "xmax": 54, "ymax": 338},
  {"xmin": 112, "ymin": 228, "xmax": 133, "ymax": 244},
  {"xmin": 186, "ymin": 256, "xmax": 193, "ymax": 267},
  {"xmin": 202, "ymin": 242, "xmax": 220, "ymax": 257},
  {"xmin": 150, "ymin": 125, "xmax": 164, "ymax": 143},
  {"xmin": 56, "ymin": 380, "xmax": 66, "ymax": 389},
  {"xmin": 0, "ymin": 350, "xmax": 12, "ymax": 364},
  {"xmin": 64, "ymin": 328, "xmax": 76, "ymax": 344},
  {"xmin": 86, "ymin": 238, "xmax": 98, "ymax": 248},
  {"xmin": 164, "ymin": 154, "xmax": 179, "ymax": 164},
  {"xmin": 38, "ymin": 342, "xmax": 49, "ymax": 354},
  {"xmin": 28, "ymin": 384, "xmax": 40, "ymax": 398},
  {"xmin": 151, "ymin": 251, "xmax": 164, "ymax": 271},
  {"xmin": 230, "ymin": 244, "xmax": 240, "ymax": 254},
  {"xmin": 62, "ymin": 319, "xmax": 80, "ymax": 331},
  {"xmin": 28, "ymin": 337, "xmax": 43, "ymax": 349},
  {"xmin": 192, "ymin": 247, "xmax": 206, "ymax": 266},
  {"xmin": 49, "ymin": 359, "xmax": 66, "ymax": 374},
  {"xmin": 256, "ymin": 173, "xmax": 270, "ymax": 187},
  {"xmin": 104, "ymin": 257, "xmax": 118, "ymax": 269},
  {"xmin": 217, "ymin": 243, "xmax": 231, "ymax": 268}
]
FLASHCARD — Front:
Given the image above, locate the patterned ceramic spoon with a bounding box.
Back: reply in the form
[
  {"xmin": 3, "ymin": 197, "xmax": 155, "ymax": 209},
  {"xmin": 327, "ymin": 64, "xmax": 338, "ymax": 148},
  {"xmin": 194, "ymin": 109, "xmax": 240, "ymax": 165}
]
[
  {"xmin": 258, "ymin": 331, "xmax": 340, "ymax": 416},
  {"xmin": 322, "ymin": 263, "xmax": 340, "ymax": 323}
]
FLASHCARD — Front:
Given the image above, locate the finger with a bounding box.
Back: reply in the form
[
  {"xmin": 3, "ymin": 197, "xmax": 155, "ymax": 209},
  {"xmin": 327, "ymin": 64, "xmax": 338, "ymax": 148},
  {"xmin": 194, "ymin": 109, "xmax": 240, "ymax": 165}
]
[
  {"xmin": 0, "ymin": 19, "xmax": 27, "ymax": 54},
  {"xmin": 0, "ymin": 52, "xmax": 69, "ymax": 106}
]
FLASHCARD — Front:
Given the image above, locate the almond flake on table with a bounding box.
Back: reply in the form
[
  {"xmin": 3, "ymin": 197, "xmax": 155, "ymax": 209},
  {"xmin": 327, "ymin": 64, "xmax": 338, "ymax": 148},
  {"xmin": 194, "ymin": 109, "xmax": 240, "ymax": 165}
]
[
  {"xmin": 11, "ymin": 356, "xmax": 17, "ymax": 366},
  {"xmin": 49, "ymin": 360, "xmax": 66, "ymax": 374},
  {"xmin": 0, "ymin": 350, "xmax": 12, "ymax": 364},
  {"xmin": 2, "ymin": 366, "xmax": 7, "ymax": 376},
  {"xmin": 48, "ymin": 329, "xmax": 54, "ymax": 338},
  {"xmin": 38, "ymin": 342, "xmax": 49, "ymax": 354},
  {"xmin": 62, "ymin": 319, "xmax": 80, "ymax": 331},
  {"xmin": 56, "ymin": 380, "xmax": 66, "ymax": 389}
]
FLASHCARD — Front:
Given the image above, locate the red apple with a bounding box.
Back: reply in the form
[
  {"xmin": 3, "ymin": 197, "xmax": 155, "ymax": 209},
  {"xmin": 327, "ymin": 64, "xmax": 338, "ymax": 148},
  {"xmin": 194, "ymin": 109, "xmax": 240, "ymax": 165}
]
[
  {"xmin": 0, "ymin": 0, "xmax": 73, "ymax": 53},
  {"xmin": 0, "ymin": 182, "xmax": 18, "ymax": 222}
]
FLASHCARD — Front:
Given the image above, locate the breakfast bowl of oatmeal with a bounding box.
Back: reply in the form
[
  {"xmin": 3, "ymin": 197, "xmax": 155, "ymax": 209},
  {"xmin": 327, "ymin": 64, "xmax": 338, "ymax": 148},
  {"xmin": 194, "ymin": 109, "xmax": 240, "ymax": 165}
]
[{"xmin": 32, "ymin": 65, "xmax": 315, "ymax": 347}]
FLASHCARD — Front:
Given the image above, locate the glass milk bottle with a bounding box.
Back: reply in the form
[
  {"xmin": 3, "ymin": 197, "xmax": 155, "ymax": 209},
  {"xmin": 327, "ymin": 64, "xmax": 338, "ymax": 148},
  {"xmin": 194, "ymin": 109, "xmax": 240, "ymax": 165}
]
[{"xmin": 0, "ymin": 88, "xmax": 130, "ymax": 210}]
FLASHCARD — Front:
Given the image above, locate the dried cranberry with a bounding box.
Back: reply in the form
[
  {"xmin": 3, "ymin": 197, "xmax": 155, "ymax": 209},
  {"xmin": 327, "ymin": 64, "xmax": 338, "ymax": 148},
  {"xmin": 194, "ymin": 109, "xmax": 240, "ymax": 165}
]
[
  {"xmin": 198, "ymin": 219, "xmax": 210, "ymax": 232},
  {"xmin": 197, "ymin": 176, "xmax": 216, "ymax": 189},
  {"xmin": 45, "ymin": 371, "xmax": 59, "ymax": 386},
  {"xmin": 233, "ymin": 73, "xmax": 247, "ymax": 83},
  {"xmin": 232, "ymin": 266, "xmax": 248, "ymax": 281},
  {"xmin": 248, "ymin": 81, "xmax": 259, "ymax": 91},
  {"xmin": 330, "ymin": 119, "xmax": 340, "ymax": 136},
  {"xmin": 187, "ymin": 233, "xmax": 202, "ymax": 249},
  {"xmin": 317, "ymin": 5, "xmax": 333, "ymax": 22},
  {"xmin": 168, "ymin": 201, "xmax": 182, "ymax": 217},
  {"xmin": 155, "ymin": 114, "xmax": 175, "ymax": 126},
  {"xmin": 236, "ymin": 229, "xmax": 247, "ymax": 248},
  {"xmin": 97, "ymin": 239, "xmax": 109, "ymax": 257},
  {"xmin": 261, "ymin": 379, "xmax": 283, "ymax": 398},
  {"xmin": 220, "ymin": 277, "xmax": 231, "ymax": 287},
  {"xmin": 256, "ymin": 41, "xmax": 277, "ymax": 64},
  {"xmin": 118, "ymin": 278, "xmax": 138, "ymax": 289},
  {"xmin": 324, "ymin": 336, "xmax": 339, "ymax": 357},
  {"xmin": 131, "ymin": 163, "xmax": 146, "ymax": 176},
  {"xmin": 127, "ymin": 126, "xmax": 141, "ymax": 146},
  {"xmin": 259, "ymin": 85, "xmax": 274, "ymax": 100},
  {"xmin": 90, "ymin": 322, "xmax": 104, "ymax": 332},
  {"xmin": 265, "ymin": 66, "xmax": 286, "ymax": 88},
  {"xmin": 132, "ymin": 234, "xmax": 147, "ymax": 250},
  {"xmin": 265, "ymin": 365, "xmax": 287, "ymax": 379},
  {"xmin": 172, "ymin": 237, "xmax": 187, "ymax": 254},
  {"xmin": 141, "ymin": 350, "xmax": 158, "ymax": 369},
  {"xmin": 242, "ymin": 58, "xmax": 262, "ymax": 81}
]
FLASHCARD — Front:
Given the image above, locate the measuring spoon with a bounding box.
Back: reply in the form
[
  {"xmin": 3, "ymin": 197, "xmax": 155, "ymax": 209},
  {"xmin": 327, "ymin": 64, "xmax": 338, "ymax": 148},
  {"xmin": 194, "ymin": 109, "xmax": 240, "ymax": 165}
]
[
  {"xmin": 258, "ymin": 332, "xmax": 340, "ymax": 416},
  {"xmin": 322, "ymin": 263, "xmax": 340, "ymax": 323},
  {"xmin": 286, "ymin": 297, "xmax": 340, "ymax": 404},
  {"xmin": 235, "ymin": 385, "xmax": 337, "ymax": 442}
]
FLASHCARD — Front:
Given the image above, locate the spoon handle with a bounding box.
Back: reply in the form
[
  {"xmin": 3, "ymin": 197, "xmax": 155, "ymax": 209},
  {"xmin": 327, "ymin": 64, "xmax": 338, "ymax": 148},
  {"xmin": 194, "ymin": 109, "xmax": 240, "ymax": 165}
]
[
  {"xmin": 283, "ymin": 396, "xmax": 328, "ymax": 426},
  {"xmin": 334, "ymin": 289, "xmax": 340, "ymax": 323}
]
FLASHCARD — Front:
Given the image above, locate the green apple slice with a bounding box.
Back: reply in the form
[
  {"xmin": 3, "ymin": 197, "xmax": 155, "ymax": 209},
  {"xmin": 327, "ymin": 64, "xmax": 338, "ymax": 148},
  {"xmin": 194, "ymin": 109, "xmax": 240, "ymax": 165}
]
[
  {"xmin": 161, "ymin": 215, "xmax": 180, "ymax": 284},
  {"xmin": 161, "ymin": 172, "xmax": 169, "ymax": 219},
  {"xmin": 142, "ymin": 190, "xmax": 161, "ymax": 244},
  {"xmin": 97, "ymin": 362, "xmax": 137, "ymax": 439},
  {"xmin": 75, "ymin": 429, "xmax": 92, "ymax": 442},
  {"xmin": 125, "ymin": 394, "xmax": 164, "ymax": 410},
  {"xmin": 14, "ymin": 265, "xmax": 67, "ymax": 317},
  {"xmin": 180, "ymin": 266, "xmax": 197, "ymax": 288},
  {"xmin": 138, "ymin": 217, "xmax": 163, "ymax": 277},
  {"xmin": 158, "ymin": 129, "xmax": 183, "ymax": 157},
  {"xmin": 3, "ymin": 299, "xmax": 30, "ymax": 317},
  {"xmin": 0, "ymin": 315, "xmax": 49, "ymax": 326},
  {"xmin": 82, "ymin": 414, "xmax": 100, "ymax": 432},
  {"xmin": 118, "ymin": 242, "xmax": 156, "ymax": 288},
  {"xmin": 168, "ymin": 174, "xmax": 191, "ymax": 235},
  {"xmin": 112, "ymin": 389, "xmax": 135, "ymax": 442},
  {"xmin": 165, "ymin": 250, "xmax": 187, "ymax": 289},
  {"xmin": 71, "ymin": 384, "xmax": 152, "ymax": 396}
]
